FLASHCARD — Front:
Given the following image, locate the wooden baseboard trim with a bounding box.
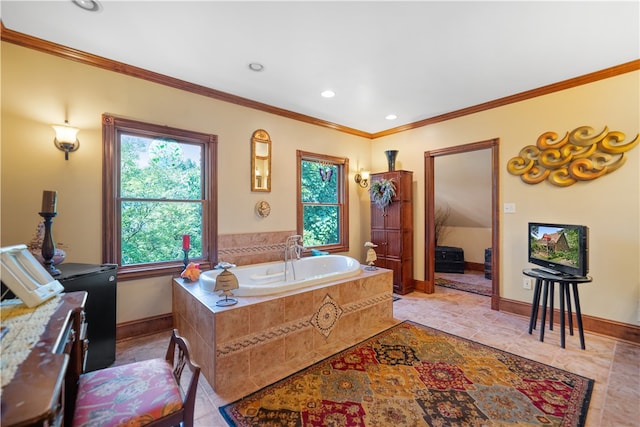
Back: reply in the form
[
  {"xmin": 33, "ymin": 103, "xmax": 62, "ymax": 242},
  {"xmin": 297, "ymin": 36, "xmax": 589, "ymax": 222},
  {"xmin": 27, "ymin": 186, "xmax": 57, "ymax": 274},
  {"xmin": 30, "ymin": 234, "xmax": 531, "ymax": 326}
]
[
  {"xmin": 465, "ymin": 262, "xmax": 484, "ymax": 272},
  {"xmin": 498, "ymin": 297, "xmax": 640, "ymax": 344},
  {"xmin": 413, "ymin": 279, "xmax": 433, "ymax": 294},
  {"xmin": 116, "ymin": 313, "xmax": 173, "ymax": 342}
]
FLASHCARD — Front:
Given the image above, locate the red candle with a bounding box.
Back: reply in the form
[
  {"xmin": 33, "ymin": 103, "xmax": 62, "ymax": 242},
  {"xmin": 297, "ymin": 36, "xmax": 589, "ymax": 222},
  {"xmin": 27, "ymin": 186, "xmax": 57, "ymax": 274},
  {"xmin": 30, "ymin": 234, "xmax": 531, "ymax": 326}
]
[{"xmin": 182, "ymin": 234, "xmax": 190, "ymax": 250}]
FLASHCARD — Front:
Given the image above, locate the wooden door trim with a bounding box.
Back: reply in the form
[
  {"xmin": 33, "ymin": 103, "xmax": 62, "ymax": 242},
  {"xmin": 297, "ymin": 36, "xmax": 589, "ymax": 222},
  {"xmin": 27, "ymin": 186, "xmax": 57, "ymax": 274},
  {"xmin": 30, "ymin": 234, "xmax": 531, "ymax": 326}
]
[{"xmin": 424, "ymin": 139, "xmax": 500, "ymax": 310}]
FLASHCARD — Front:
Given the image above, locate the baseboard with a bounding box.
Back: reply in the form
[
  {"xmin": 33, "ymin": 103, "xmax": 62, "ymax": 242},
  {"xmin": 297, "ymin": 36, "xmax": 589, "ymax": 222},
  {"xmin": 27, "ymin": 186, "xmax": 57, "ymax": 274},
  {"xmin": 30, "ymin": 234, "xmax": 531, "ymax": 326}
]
[
  {"xmin": 498, "ymin": 297, "xmax": 640, "ymax": 344},
  {"xmin": 116, "ymin": 313, "xmax": 173, "ymax": 342},
  {"xmin": 465, "ymin": 261, "xmax": 484, "ymax": 272},
  {"xmin": 413, "ymin": 279, "xmax": 432, "ymax": 293}
]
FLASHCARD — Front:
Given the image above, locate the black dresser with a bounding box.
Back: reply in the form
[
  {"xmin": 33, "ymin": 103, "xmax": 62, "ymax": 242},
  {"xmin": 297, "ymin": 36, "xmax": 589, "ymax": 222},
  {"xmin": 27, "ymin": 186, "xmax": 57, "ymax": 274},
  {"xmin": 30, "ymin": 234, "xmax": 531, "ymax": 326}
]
[{"xmin": 435, "ymin": 246, "xmax": 465, "ymax": 273}]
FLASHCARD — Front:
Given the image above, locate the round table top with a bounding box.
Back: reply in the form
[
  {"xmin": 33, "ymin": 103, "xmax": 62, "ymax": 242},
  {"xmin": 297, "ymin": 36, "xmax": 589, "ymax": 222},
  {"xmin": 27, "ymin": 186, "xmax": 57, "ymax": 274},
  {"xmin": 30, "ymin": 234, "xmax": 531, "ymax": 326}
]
[{"xmin": 523, "ymin": 268, "xmax": 592, "ymax": 283}]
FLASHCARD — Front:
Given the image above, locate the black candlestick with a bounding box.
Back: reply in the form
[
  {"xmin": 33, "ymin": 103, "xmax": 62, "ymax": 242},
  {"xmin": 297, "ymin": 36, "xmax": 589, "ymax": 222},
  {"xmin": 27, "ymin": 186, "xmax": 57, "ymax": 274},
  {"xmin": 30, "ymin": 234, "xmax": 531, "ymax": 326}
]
[
  {"xmin": 39, "ymin": 212, "xmax": 60, "ymax": 276},
  {"xmin": 183, "ymin": 248, "xmax": 190, "ymax": 269}
]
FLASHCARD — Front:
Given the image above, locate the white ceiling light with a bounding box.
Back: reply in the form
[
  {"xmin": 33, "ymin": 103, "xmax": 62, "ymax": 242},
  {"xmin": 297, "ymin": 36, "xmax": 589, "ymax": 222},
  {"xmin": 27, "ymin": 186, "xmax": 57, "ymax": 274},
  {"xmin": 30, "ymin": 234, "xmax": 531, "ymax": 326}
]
[
  {"xmin": 385, "ymin": 114, "xmax": 397, "ymax": 120},
  {"xmin": 72, "ymin": 0, "xmax": 101, "ymax": 12},
  {"xmin": 321, "ymin": 90, "xmax": 335, "ymax": 98},
  {"xmin": 248, "ymin": 63, "xmax": 264, "ymax": 72}
]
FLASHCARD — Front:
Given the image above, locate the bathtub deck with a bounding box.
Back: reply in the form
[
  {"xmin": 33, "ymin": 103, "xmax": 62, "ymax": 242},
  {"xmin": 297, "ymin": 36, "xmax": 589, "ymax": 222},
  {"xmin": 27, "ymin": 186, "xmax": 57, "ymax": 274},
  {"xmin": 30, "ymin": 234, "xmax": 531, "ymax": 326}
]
[{"xmin": 173, "ymin": 265, "xmax": 394, "ymax": 396}]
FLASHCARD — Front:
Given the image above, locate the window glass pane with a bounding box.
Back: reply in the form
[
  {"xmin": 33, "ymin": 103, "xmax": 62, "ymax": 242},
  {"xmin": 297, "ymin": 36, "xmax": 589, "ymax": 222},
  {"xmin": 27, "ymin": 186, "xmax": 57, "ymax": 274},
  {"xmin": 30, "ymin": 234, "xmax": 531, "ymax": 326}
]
[
  {"xmin": 301, "ymin": 160, "xmax": 337, "ymax": 203},
  {"xmin": 302, "ymin": 205, "xmax": 339, "ymax": 246},
  {"xmin": 121, "ymin": 201, "xmax": 202, "ymax": 265},
  {"xmin": 121, "ymin": 134, "xmax": 202, "ymax": 200}
]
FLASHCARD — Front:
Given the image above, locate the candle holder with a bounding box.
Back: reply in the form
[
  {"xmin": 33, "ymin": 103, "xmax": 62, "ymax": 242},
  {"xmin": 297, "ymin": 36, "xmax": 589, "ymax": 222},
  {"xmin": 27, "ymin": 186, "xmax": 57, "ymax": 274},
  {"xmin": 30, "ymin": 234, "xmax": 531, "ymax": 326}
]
[
  {"xmin": 183, "ymin": 248, "xmax": 190, "ymax": 269},
  {"xmin": 39, "ymin": 212, "xmax": 60, "ymax": 276}
]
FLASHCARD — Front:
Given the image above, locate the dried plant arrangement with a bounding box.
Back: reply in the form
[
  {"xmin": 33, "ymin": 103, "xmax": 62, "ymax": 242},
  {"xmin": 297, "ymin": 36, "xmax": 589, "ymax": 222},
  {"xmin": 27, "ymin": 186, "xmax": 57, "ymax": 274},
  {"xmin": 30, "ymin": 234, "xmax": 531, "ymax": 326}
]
[{"xmin": 369, "ymin": 178, "xmax": 396, "ymax": 210}]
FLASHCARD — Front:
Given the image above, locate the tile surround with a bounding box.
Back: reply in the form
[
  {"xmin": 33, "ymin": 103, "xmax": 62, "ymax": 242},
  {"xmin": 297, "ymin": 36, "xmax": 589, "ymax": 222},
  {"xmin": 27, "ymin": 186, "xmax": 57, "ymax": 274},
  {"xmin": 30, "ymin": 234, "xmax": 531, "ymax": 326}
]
[
  {"xmin": 217, "ymin": 231, "xmax": 295, "ymax": 266},
  {"xmin": 173, "ymin": 265, "xmax": 393, "ymax": 392}
]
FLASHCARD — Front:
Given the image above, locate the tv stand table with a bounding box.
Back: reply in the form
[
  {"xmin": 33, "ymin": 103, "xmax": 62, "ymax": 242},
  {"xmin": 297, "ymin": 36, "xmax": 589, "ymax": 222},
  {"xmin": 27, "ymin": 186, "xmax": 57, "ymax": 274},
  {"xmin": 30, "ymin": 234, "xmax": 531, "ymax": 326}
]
[{"xmin": 523, "ymin": 269, "xmax": 592, "ymax": 350}]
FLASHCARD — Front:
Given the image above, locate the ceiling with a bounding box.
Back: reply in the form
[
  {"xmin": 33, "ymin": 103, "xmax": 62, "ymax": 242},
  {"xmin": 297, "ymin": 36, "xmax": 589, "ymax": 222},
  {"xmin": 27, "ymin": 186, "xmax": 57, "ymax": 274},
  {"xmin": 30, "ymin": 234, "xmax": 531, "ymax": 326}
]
[{"xmin": 1, "ymin": 1, "xmax": 638, "ymax": 135}]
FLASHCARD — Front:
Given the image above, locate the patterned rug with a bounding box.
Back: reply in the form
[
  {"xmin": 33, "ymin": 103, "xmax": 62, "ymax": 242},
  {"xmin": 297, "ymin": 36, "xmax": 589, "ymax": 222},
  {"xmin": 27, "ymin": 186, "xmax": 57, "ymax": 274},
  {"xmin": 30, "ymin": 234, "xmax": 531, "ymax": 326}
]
[
  {"xmin": 219, "ymin": 321, "xmax": 593, "ymax": 426},
  {"xmin": 435, "ymin": 277, "xmax": 492, "ymax": 296}
]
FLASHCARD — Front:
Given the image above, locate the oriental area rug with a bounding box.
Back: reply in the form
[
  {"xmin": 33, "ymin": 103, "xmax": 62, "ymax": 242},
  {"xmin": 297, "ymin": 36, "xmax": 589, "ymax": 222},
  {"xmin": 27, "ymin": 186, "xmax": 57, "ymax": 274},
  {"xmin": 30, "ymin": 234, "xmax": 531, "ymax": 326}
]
[
  {"xmin": 219, "ymin": 321, "xmax": 593, "ymax": 426},
  {"xmin": 435, "ymin": 276, "xmax": 492, "ymax": 296}
]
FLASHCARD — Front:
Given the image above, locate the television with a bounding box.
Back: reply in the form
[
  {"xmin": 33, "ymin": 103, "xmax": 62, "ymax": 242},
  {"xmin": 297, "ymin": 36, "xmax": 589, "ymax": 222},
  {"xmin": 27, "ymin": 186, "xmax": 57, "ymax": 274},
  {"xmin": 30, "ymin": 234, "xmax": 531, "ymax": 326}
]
[{"xmin": 528, "ymin": 222, "xmax": 589, "ymax": 277}]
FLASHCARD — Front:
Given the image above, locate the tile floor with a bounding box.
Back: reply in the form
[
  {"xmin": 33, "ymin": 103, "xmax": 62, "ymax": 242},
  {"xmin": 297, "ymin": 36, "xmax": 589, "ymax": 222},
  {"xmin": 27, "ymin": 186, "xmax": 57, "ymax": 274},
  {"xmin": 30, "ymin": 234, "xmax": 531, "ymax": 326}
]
[{"xmin": 115, "ymin": 285, "xmax": 640, "ymax": 426}]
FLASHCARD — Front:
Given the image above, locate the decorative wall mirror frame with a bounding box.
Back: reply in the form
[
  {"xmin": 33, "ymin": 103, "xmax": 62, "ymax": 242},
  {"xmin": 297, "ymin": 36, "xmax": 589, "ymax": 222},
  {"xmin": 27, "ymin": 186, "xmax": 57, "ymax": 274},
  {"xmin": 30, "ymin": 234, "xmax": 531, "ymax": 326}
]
[{"xmin": 251, "ymin": 129, "xmax": 271, "ymax": 192}]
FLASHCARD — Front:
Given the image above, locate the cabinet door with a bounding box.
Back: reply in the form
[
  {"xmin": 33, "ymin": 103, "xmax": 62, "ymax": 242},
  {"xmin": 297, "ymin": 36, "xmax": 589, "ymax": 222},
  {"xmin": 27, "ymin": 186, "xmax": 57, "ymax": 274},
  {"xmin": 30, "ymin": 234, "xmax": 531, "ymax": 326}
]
[
  {"xmin": 384, "ymin": 258, "xmax": 402, "ymax": 292},
  {"xmin": 384, "ymin": 202, "xmax": 402, "ymax": 230},
  {"xmin": 385, "ymin": 230, "xmax": 403, "ymax": 258},
  {"xmin": 371, "ymin": 206, "xmax": 385, "ymax": 229},
  {"xmin": 370, "ymin": 229, "xmax": 387, "ymax": 257}
]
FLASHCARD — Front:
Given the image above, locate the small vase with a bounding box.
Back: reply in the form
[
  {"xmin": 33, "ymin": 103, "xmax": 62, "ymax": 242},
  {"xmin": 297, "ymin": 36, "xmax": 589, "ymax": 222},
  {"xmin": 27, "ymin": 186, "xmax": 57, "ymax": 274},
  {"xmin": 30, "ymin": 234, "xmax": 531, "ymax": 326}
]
[{"xmin": 385, "ymin": 150, "xmax": 399, "ymax": 171}]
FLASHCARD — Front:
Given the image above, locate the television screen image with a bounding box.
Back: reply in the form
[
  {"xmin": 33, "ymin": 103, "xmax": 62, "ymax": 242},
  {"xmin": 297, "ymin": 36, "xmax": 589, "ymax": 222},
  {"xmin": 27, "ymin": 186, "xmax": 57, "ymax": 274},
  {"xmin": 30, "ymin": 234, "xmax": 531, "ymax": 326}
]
[{"xmin": 528, "ymin": 222, "xmax": 588, "ymax": 277}]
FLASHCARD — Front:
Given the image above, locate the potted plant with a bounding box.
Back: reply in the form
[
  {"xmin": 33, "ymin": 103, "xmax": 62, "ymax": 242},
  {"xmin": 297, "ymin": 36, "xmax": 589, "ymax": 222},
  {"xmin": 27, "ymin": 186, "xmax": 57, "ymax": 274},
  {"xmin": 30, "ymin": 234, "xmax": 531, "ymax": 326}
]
[{"xmin": 369, "ymin": 178, "xmax": 396, "ymax": 210}]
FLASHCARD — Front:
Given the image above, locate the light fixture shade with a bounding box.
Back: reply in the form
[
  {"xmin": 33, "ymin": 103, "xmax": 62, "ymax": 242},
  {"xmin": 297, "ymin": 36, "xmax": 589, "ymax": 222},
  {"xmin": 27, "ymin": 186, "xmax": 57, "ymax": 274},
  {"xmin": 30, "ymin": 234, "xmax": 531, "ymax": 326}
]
[
  {"xmin": 52, "ymin": 123, "xmax": 79, "ymax": 143},
  {"xmin": 361, "ymin": 170, "xmax": 370, "ymax": 180},
  {"xmin": 52, "ymin": 121, "xmax": 80, "ymax": 160}
]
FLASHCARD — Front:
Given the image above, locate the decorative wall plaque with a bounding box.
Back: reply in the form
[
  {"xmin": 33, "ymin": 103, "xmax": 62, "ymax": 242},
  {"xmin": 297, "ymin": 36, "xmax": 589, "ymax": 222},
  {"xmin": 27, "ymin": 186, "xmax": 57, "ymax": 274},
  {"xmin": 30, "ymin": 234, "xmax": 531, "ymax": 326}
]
[
  {"xmin": 507, "ymin": 126, "xmax": 639, "ymax": 187},
  {"xmin": 255, "ymin": 200, "xmax": 271, "ymax": 218}
]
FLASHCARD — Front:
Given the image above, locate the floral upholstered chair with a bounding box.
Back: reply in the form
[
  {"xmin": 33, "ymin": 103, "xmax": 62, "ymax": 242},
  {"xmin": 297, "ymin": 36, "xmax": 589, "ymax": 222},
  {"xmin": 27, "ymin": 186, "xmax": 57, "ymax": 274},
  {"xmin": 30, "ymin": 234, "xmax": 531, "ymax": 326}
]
[{"xmin": 73, "ymin": 329, "xmax": 201, "ymax": 427}]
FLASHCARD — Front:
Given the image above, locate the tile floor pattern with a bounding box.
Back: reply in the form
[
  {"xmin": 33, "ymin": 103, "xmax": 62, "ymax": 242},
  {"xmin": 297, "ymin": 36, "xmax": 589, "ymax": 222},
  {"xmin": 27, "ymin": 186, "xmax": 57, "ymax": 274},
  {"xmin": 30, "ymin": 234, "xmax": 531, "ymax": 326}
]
[{"xmin": 115, "ymin": 286, "xmax": 640, "ymax": 426}]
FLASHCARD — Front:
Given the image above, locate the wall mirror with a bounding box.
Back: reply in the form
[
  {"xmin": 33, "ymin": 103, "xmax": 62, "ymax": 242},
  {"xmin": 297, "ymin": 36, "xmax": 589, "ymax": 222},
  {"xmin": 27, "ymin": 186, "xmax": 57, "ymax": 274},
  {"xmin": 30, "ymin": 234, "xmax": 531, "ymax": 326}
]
[{"xmin": 251, "ymin": 129, "xmax": 271, "ymax": 192}]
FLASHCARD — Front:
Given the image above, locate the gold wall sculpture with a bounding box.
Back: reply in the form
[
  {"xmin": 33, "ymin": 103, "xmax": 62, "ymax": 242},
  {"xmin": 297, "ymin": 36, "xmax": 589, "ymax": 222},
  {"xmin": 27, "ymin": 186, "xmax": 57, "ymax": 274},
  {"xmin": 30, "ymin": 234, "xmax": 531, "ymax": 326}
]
[{"xmin": 507, "ymin": 126, "xmax": 639, "ymax": 187}]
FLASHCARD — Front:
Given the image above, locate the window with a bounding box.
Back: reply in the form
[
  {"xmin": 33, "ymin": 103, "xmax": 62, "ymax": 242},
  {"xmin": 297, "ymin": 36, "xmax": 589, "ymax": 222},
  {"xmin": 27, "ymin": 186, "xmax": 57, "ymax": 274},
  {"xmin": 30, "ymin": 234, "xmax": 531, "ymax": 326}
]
[
  {"xmin": 103, "ymin": 114, "xmax": 217, "ymax": 279},
  {"xmin": 296, "ymin": 150, "xmax": 349, "ymax": 252}
]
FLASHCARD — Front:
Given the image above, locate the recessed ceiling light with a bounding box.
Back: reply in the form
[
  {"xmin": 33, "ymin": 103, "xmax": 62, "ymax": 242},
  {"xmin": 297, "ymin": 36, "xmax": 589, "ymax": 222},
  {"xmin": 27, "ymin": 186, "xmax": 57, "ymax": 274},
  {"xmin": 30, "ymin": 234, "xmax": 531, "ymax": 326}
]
[
  {"xmin": 321, "ymin": 90, "xmax": 335, "ymax": 98},
  {"xmin": 248, "ymin": 63, "xmax": 264, "ymax": 72},
  {"xmin": 385, "ymin": 114, "xmax": 398, "ymax": 120},
  {"xmin": 72, "ymin": 0, "xmax": 101, "ymax": 12}
]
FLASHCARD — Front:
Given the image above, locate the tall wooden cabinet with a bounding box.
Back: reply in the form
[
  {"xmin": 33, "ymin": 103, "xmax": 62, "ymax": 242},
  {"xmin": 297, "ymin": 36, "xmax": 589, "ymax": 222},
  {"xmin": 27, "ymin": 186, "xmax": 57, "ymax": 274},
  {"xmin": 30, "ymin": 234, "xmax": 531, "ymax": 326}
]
[{"xmin": 370, "ymin": 170, "xmax": 414, "ymax": 294}]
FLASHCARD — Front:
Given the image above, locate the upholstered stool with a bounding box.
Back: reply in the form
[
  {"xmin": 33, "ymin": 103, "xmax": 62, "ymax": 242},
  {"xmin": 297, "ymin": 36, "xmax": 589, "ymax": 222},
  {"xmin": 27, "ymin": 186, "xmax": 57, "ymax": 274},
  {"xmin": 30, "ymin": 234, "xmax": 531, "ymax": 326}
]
[{"xmin": 73, "ymin": 329, "xmax": 200, "ymax": 427}]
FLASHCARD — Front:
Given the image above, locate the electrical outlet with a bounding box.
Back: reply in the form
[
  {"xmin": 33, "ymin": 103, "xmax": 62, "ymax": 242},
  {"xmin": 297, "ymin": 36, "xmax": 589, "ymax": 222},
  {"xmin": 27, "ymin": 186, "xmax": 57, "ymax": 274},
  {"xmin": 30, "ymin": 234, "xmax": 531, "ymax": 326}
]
[{"xmin": 523, "ymin": 277, "xmax": 533, "ymax": 290}]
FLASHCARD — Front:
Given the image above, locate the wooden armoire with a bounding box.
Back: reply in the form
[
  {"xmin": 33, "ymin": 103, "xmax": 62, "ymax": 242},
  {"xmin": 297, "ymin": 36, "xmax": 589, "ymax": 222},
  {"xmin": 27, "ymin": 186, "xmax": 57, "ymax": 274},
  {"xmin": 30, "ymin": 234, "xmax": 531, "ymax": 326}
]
[{"xmin": 370, "ymin": 170, "xmax": 414, "ymax": 294}]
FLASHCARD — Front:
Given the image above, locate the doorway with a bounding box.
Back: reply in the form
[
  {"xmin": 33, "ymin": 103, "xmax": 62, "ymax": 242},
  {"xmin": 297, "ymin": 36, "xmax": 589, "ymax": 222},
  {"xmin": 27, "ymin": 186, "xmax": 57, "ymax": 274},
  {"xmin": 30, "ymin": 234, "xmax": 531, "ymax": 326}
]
[{"xmin": 424, "ymin": 139, "xmax": 500, "ymax": 310}]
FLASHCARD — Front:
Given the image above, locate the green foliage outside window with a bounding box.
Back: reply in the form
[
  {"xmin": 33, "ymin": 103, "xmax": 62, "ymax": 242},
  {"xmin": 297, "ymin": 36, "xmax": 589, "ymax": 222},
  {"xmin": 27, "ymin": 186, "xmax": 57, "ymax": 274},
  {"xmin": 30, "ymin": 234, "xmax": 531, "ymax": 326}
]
[
  {"xmin": 120, "ymin": 135, "xmax": 203, "ymax": 265},
  {"xmin": 300, "ymin": 160, "xmax": 339, "ymax": 247}
]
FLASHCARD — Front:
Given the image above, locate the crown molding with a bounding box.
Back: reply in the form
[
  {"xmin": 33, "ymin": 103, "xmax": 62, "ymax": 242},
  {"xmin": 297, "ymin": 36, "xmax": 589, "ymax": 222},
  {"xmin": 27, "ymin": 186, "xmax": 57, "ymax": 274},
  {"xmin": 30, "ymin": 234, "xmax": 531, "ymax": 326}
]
[
  {"xmin": 372, "ymin": 59, "xmax": 640, "ymax": 139},
  {"xmin": 2, "ymin": 22, "xmax": 638, "ymax": 140}
]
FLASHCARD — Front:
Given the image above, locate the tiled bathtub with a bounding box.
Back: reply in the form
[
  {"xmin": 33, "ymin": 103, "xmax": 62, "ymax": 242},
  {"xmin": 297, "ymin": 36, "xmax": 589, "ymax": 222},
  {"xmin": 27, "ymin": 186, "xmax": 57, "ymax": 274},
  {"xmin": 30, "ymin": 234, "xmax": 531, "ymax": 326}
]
[{"xmin": 172, "ymin": 265, "xmax": 394, "ymax": 395}]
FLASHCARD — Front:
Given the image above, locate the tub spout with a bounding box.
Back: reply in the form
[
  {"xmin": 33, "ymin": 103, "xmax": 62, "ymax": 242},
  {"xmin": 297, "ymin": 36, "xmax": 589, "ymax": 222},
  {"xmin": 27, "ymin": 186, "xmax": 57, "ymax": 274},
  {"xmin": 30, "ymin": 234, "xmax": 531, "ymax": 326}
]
[{"xmin": 284, "ymin": 235, "xmax": 304, "ymax": 281}]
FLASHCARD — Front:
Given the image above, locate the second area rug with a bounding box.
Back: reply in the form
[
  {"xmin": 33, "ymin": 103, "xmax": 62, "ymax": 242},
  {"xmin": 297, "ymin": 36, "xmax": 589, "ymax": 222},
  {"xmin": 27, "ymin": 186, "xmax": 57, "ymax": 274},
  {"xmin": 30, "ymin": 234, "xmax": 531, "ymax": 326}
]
[
  {"xmin": 220, "ymin": 320, "xmax": 593, "ymax": 426},
  {"xmin": 435, "ymin": 277, "xmax": 492, "ymax": 296}
]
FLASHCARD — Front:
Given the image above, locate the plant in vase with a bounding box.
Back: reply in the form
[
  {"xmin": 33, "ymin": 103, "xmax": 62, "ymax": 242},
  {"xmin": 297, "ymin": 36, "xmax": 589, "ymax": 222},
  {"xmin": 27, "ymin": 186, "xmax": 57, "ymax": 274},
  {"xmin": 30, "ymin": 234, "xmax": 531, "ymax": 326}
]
[
  {"xmin": 434, "ymin": 204, "xmax": 451, "ymax": 247},
  {"xmin": 369, "ymin": 178, "xmax": 396, "ymax": 210}
]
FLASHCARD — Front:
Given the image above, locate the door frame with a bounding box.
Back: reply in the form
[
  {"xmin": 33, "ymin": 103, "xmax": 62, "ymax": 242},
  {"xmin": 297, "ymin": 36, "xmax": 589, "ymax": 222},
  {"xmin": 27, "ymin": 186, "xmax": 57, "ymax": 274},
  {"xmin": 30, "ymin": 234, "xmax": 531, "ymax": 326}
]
[{"xmin": 424, "ymin": 139, "xmax": 500, "ymax": 310}]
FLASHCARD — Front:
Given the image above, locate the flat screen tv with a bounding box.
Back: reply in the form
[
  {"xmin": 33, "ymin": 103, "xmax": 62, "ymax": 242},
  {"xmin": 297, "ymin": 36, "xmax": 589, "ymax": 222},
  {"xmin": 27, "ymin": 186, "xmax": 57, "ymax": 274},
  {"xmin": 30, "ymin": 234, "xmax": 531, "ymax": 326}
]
[{"xmin": 528, "ymin": 222, "xmax": 589, "ymax": 277}]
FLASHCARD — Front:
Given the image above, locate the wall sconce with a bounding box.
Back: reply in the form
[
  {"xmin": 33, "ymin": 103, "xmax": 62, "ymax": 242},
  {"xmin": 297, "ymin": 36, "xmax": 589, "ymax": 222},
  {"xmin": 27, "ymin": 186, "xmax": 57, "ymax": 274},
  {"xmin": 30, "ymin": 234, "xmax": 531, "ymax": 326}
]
[
  {"xmin": 52, "ymin": 120, "xmax": 80, "ymax": 160},
  {"xmin": 354, "ymin": 169, "xmax": 370, "ymax": 188}
]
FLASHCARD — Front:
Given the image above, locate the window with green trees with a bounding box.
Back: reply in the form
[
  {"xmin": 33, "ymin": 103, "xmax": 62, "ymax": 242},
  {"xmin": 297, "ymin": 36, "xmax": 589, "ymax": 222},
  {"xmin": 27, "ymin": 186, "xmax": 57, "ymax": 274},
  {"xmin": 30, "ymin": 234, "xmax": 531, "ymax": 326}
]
[
  {"xmin": 297, "ymin": 150, "xmax": 349, "ymax": 252},
  {"xmin": 103, "ymin": 115, "xmax": 217, "ymax": 279}
]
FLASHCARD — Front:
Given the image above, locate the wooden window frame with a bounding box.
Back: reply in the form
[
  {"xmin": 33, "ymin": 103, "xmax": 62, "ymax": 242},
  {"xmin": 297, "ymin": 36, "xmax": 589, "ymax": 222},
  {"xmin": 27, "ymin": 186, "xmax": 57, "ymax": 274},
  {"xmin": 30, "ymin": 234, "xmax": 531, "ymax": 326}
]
[
  {"xmin": 102, "ymin": 114, "xmax": 218, "ymax": 280},
  {"xmin": 296, "ymin": 150, "xmax": 349, "ymax": 253}
]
